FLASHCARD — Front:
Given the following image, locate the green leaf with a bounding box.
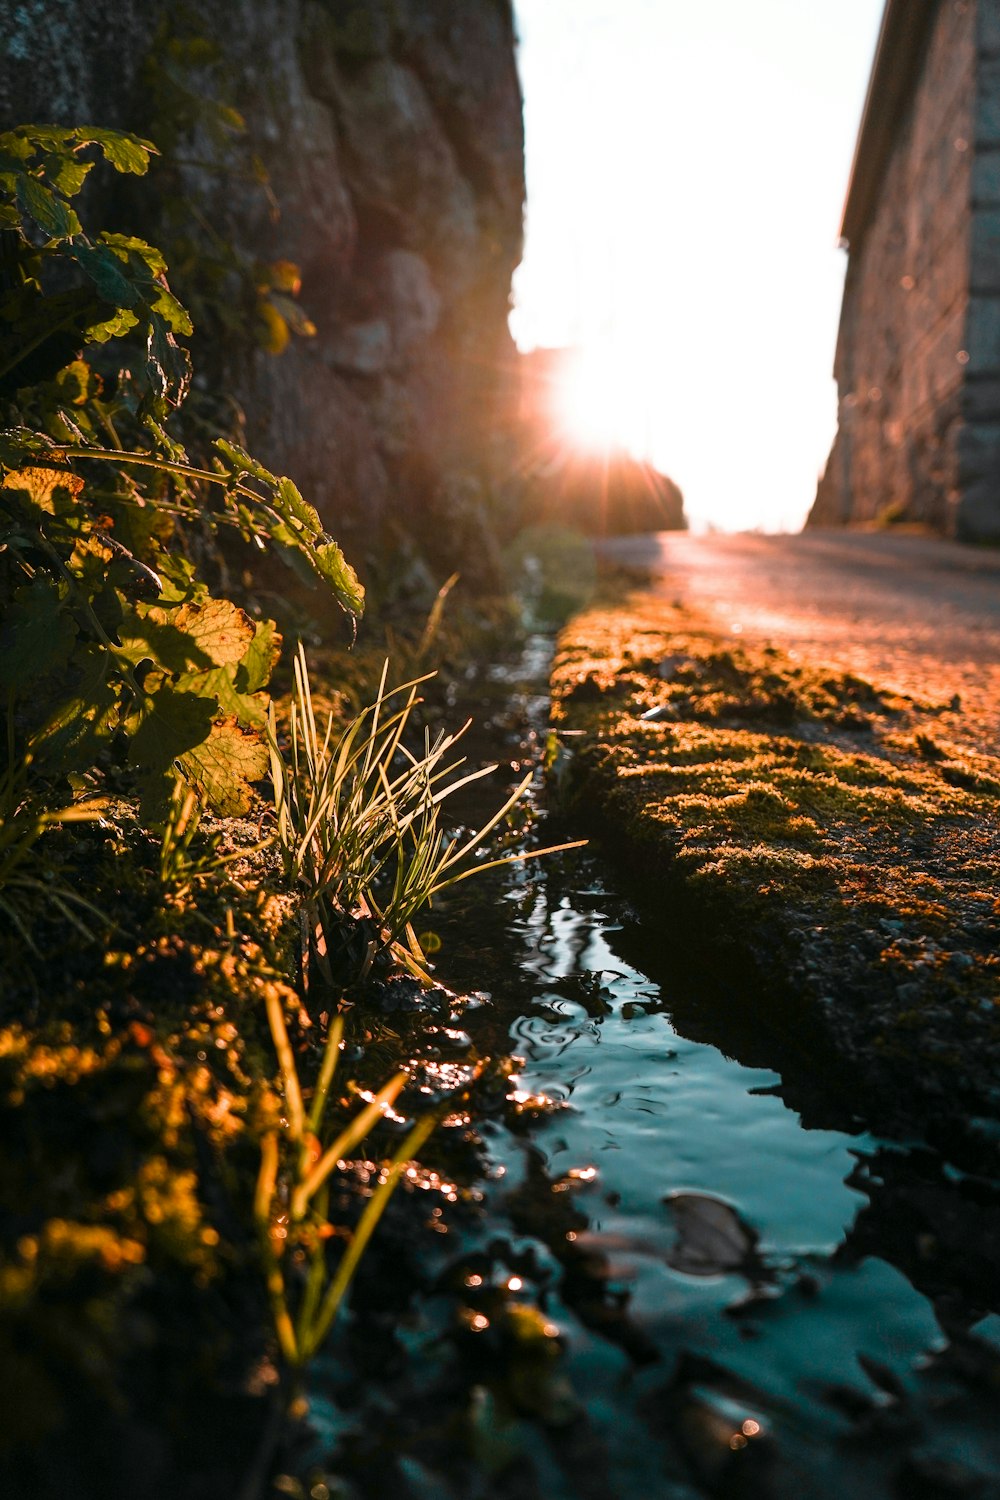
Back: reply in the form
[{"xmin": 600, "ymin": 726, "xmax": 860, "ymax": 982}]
[
  {"xmin": 0, "ymin": 133, "xmax": 35, "ymax": 162},
  {"xmin": 129, "ymin": 681, "xmax": 217, "ymax": 782},
  {"xmin": 4, "ymin": 127, "xmax": 73, "ymax": 152},
  {"xmin": 175, "ymin": 665, "xmax": 268, "ymax": 730},
  {"xmin": 0, "ymin": 579, "xmax": 77, "ymax": 691},
  {"xmin": 85, "ymin": 306, "xmax": 140, "ymax": 343},
  {"xmin": 150, "ymin": 285, "xmax": 193, "ymax": 337},
  {"xmin": 33, "ymin": 649, "xmax": 119, "ymax": 774},
  {"xmin": 72, "ymin": 240, "xmax": 141, "ymax": 308},
  {"xmin": 315, "ymin": 541, "xmax": 365, "ymax": 615},
  {"xmin": 147, "ymin": 315, "xmax": 191, "ymax": 402},
  {"xmin": 214, "ymin": 439, "xmax": 277, "ymax": 488},
  {"xmin": 180, "ymin": 717, "xmax": 269, "ymax": 816},
  {"xmin": 240, "ymin": 617, "xmax": 281, "ymax": 694},
  {"xmin": 0, "ymin": 427, "xmax": 66, "ymax": 468},
  {"xmin": 42, "ymin": 153, "xmax": 92, "ymax": 197},
  {"xmin": 119, "ymin": 598, "xmax": 254, "ymax": 674},
  {"xmin": 0, "ymin": 465, "xmax": 84, "ymax": 519},
  {"xmin": 100, "ymin": 233, "xmax": 167, "ymax": 279},
  {"xmin": 78, "ymin": 128, "xmax": 156, "ymax": 176},
  {"xmin": 275, "ymin": 474, "xmax": 321, "ymax": 532},
  {"xmin": 52, "ymin": 359, "xmax": 100, "ymax": 406},
  {"xmin": 15, "ymin": 174, "xmax": 80, "ymax": 239}
]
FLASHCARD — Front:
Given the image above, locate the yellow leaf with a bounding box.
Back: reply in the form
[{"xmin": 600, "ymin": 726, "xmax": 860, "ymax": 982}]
[{"xmin": 2, "ymin": 466, "xmax": 83, "ymax": 515}]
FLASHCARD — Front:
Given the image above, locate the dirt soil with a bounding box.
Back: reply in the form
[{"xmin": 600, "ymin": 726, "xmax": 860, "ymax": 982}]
[{"xmin": 550, "ymin": 576, "xmax": 1000, "ymax": 1168}]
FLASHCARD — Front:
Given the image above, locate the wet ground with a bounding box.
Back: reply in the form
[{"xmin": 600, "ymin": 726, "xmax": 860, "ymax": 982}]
[{"xmin": 305, "ymin": 639, "xmax": 1000, "ymax": 1500}]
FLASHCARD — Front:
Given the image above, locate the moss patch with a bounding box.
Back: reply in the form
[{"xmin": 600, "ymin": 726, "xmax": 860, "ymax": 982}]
[{"xmin": 551, "ymin": 587, "xmax": 1000, "ymax": 1156}]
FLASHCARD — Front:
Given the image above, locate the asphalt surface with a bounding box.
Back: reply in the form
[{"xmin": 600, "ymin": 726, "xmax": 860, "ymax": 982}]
[{"xmin": 600, "ymin": 529, "xmax": 1000, "ymax": 756}]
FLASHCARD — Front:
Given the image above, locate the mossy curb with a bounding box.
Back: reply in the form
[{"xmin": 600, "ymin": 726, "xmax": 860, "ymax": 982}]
[{"xmin": 550, "ymin": 584, "xmax": 1000, "ymax": 1165}]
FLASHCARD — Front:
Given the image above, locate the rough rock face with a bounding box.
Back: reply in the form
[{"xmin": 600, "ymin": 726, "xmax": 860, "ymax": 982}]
[{"xmin": 1, "ymin": 0, "xmax": 526, "ymax": 579}]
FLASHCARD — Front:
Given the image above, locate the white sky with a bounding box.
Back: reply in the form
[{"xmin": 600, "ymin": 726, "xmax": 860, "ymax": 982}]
[{"xmin": 510, "ymin": 0, "xmax": 886, "ymax": 533}]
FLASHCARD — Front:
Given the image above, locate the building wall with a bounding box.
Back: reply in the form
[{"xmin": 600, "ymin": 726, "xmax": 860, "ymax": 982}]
[
  {"xmin": 811, "ymin": 0, "xmax": 975, "ymax": 531},
  {"xmin": 959, "ymin": 0, "xmax": 1000, "ymax": 537}
]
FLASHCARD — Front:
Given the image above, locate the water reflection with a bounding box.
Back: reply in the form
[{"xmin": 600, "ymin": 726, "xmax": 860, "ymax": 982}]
[{"xmin": 431, "ymin": 812, "xmax": 1000, "ymax": 1496}]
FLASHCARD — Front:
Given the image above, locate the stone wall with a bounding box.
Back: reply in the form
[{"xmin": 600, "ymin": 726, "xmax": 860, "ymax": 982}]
[
  {"xmin": 0, "ymin": 0, "xmax": 525, "ymax": 580},
  {"xmin": 811, "ymin": 0, "xmax": 975, "ymax": 531},
  {"xmin": 959, "ymin": 0, "xmax": 1000, "ymax": 538}
]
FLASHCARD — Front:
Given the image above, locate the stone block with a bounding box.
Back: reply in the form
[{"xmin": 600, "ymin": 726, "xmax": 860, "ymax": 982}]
[
  {"xmin": 970, "ymin": 210, "xmax": 1000, "ymax": 288},
  {"xmin": 979, "ymin": 0, "xmax": 1000, "ymax": 57},
  {"xmin": 957, "ymin": 420, "xmax": 1000, "ymax": 483},
  {"xmin": 956, "ymin": 475, "xmax": 1000, "ymax": 540},
  {"xmin": 381, "ymin": 250, "xmax": 441, "ymax": 354},
  {"xmin": 977, "ymin": 56, "xmax": 1000, "ymax": 142},
  {"xmin": 963, "ymin": 293, "xmax": 1000, "ymax": 370},
  {"xmin": 972, "ymin": 147, "xmax": 1000, "ymax": 205},
  {"xmin": 327, "ymin": 319, "xmax": 392, "ymax": 375},
  {"xmin": 963, "ymin": 373, "xmax": 1000, "ymax": 420}
]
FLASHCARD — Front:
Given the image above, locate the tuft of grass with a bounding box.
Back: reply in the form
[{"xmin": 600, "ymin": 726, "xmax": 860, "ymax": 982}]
[
  {"xmin": 253, "ymin": 990, "xmax": 450, "ymax": 1367},
  {"xmin": 267, "ymin": 645, "xmax": 582, "ymax": 985},
  {"xmin": 254, "ymin": 649, "xmax": 584, "ymax": 1368}
]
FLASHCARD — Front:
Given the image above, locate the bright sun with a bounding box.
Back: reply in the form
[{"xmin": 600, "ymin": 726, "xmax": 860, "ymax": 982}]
[{"xmin": 552, "ymin": 346, "xmax": 652, "ymax": 458}]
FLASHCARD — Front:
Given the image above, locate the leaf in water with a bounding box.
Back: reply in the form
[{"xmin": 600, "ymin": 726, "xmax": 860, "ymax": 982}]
[{"xmin": 663, "ymin": 1192, "xmax": 761, "ymax": 1278}]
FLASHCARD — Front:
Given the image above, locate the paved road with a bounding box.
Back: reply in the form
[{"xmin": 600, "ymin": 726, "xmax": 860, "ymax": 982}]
[{"xmin": 599, "ymin": 529, "xmax": 1000, "ymax": 755}]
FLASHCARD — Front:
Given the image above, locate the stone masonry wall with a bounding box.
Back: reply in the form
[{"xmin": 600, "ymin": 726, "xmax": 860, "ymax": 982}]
[
  {"xmin": 0, "ymin": 0, "xmax": 526, "ymax": 582},
  {"xmin": 811, "ymin": 0, "xmax": 975, "ymax": 531},
  {"xmin": 958, "ymin": 0, "xmax": 1000, "ymax": 538}
]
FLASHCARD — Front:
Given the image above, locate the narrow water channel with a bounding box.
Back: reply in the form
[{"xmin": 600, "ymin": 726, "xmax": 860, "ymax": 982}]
[{"xmin": 309, "ymin": 636, "xmax": 1000, "ymax": 1499}]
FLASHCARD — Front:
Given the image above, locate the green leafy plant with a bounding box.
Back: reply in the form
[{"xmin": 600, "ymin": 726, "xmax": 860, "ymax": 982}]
[
  {"xmin": 268, "ymin": 646, "xmax": 582, "ymax": 985},
  {"xmin": 0, "ymin": 125, "xmax": 362, "ymax": 816}
]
